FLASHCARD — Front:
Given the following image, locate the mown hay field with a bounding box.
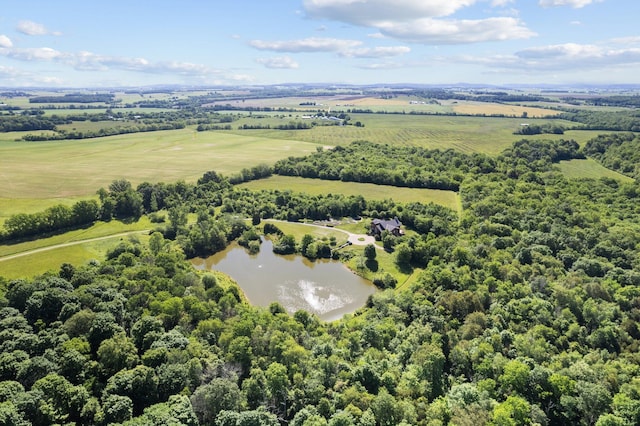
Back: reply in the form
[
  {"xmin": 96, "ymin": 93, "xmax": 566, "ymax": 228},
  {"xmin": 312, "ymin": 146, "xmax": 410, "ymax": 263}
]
[{"xmin": 239, "ymin": 176, "xmax": 460, "ymax": 212}]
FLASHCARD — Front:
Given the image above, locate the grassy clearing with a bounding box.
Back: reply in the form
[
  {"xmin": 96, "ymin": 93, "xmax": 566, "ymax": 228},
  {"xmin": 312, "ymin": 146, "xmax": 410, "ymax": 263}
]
[
  {"xmin": 261, "ymin": 220, "xmax": 349, "ymax": 245},
  {"xmin": 557, "ymin": 159, "xmax": 635, "ymax": 182},
  {"xmin": 0, "ymin": 217, "xmax": 152, "ymax": 258},
  {"xmin": 0, "ymin": 233, "xmax": 150, "ymax": 280},
  {"xmin": 342, "ymin": 244, "xmax": 415, "ymax": 288},
  {"xmin": 0, "ymin": 128, "xmax": 320, "ymax": 199},
  {"xmin": 0, "ymin": 218, "xmax": 154, "ymax": 279},
  {"xmin": 239, "ymin": 176, "xmax": 460, "ymax": 211}
]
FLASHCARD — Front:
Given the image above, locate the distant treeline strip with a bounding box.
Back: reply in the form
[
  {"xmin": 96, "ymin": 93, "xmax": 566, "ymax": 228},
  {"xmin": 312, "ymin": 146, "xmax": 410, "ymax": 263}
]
[
  {"xmin": 29, "ymin": 94, "xmax": 116, "ymax": 103},
  {"xmin": 20, "ymin": 122, "xmax": 185, "ymax": 141}
]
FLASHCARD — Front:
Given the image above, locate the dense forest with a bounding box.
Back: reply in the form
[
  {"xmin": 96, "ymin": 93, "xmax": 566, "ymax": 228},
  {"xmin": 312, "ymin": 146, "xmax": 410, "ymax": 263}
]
[{"xmin": 2, "ymin": 136, "xmax": 640, "ymax": 425}]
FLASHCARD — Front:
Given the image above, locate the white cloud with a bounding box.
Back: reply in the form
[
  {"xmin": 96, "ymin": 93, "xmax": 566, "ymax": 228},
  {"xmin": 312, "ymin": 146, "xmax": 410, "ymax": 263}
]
[
  {"xmin": 0, "ymin": 45, "xmax": 222, "ymax": 76},
  {"xmin": 256, "ymin": 56, "xmax": 300, "ymax": 69},
  {"xmin": 4, "ymin": 47, "xmax": 66, "ymax": 61},
  {"xmin": 249, "ymin": 37, "xmax": 362, "ymax": 53},
  {"xmin": 304, "ymin": 0, "xmax": 477, "ymax": 23},
  {"xmin": 0, "ymin": 35, "xmax": 12, "ymax": 48},
  {"xmin": 451, "ymin": 42, "xmax": 640, "ymax": 72},
  {"xmin": 610, "ymin": 36, "xmax": 640, "ymax": 45},
  {"xmin": 304, "ymin": 0, "xmax": 534, "ymax": 44},
  {"xmin": 377, "ymin": 17, "xmax": 535, "ymax": 44},
  {"xmin": 340, "ymin": 46, "xmax": 410, "ymax": 58},
  {"xmin": 539, "ymin": 0, "xmax": 602, "ymax": 8},
  {"xmin": 16, "ymin": 20, "xmax": 61, "ymax": 36},
  {"xmin": 0, "ymin": 65, "xmax": 24, "ymax": 77},
  {"xmin": 356, "ymin": 61, "xmax": 407, "ymax": 70}
]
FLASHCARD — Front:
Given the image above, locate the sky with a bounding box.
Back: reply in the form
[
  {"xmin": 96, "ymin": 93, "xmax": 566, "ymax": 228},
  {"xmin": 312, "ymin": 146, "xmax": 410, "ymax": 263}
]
[{"xmin": 0, "ymin": 0, "xmax": 639, "ymax": 88}]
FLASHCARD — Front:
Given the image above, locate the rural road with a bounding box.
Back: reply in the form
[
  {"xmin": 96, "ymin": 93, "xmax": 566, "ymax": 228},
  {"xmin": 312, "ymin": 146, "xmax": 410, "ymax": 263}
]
[{"xmin": 0, "ymin": 230, "xmax": 149, "ymax": 262}]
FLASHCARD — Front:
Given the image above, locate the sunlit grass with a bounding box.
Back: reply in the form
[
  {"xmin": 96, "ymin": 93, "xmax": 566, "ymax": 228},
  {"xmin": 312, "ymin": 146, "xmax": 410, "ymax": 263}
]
[{"xmin": 239, "ymin": 176, "xmax": 460, "ymax": 211}]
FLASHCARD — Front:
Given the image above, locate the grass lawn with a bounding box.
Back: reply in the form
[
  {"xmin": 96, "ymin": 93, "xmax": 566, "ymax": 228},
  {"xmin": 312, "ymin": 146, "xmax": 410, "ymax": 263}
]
[
  {"xmin": 239, "ymin": 176, "xmax": 460, "ymax": 212},
  {"xmin": 557, "ymin": 159, "xmax": 635, "ymax": 182}
]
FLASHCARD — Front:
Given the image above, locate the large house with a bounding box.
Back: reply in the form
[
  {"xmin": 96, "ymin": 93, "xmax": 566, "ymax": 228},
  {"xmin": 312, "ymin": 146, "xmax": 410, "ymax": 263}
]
[{"xmin": 370, "ymin": 217, "xmax": 403, "ymax": 237}]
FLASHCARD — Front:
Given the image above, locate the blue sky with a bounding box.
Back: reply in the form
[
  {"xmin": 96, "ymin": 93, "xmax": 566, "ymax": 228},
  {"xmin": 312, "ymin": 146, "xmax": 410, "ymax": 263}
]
[{"xmin": 0, "ymin": 0, "xmax": 638, "ymax": 87}]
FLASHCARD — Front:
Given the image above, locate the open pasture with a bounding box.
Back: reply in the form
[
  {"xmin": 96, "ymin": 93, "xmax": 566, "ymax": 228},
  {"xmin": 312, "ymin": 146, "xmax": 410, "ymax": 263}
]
[
  {"xmin": 239, "ymin": 176, "xmax": 460, "ymax": 212},
  {"xmin": 0, "ymin": 128, "xmax": 320, "ymax": 199}
]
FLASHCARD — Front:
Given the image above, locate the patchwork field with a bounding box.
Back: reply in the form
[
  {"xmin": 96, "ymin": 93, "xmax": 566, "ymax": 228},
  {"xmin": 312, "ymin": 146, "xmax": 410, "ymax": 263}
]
[{"xmin": 238, "ymin": 176, "xmax": 460, "ymax": 212}]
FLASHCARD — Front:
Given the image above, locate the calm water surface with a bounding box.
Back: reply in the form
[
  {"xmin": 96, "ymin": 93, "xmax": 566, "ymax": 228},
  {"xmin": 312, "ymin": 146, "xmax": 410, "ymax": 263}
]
[{"xmin": 191, "ymin": 239, "xmax": 375, "ymax": 321}]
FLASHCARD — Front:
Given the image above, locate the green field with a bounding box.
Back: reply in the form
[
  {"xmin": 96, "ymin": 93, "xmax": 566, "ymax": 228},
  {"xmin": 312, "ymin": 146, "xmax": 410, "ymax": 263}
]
[
  {"xmin": 0, "ymin": 128, "xmax": 320, "ymax": 199},
  {"xmin": 239, "ymin": 176, "xmax": 460, "ymax": 211},
  {"xmin": 0, "ymin": 196, "xmax": 91, "ymax": 225},
  {"xmin": 557, "ymin": 158, "xmax": 635, "ymax": 182},
  {"xmin": 225, "ymin": 113, "xmax": 603, "ymax": 154}
]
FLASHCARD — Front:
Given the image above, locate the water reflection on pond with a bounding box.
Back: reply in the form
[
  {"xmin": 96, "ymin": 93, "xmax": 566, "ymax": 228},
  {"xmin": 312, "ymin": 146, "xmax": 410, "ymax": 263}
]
[{"xmin": 191, "ymin": 239, "xmax": 376, "ymax": 321}]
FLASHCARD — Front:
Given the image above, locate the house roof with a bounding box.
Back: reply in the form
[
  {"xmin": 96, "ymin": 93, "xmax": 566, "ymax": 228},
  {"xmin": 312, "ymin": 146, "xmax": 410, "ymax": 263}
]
[{"xmin": 372, "ymin": 217, "xmax": 402, "ymax": 233}]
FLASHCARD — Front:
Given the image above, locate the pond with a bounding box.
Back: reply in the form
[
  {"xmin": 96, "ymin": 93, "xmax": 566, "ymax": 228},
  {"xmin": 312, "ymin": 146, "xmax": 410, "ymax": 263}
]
[{"xmin": 191, "ymin": 239, "xmax": 376, "ymax": 321}]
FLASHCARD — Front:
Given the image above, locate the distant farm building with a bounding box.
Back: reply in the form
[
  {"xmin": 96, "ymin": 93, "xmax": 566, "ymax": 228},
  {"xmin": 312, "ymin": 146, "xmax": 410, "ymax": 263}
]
[{"xmin": 371, "ymin": 217, "xmax": 403, "ymax": 237}]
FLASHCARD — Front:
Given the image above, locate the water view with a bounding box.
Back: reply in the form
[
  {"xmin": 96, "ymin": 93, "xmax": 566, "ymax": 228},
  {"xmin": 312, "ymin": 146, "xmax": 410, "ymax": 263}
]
[{"xmin": 192, "ymin": 239, "xmax": 376, "ymax": 321}]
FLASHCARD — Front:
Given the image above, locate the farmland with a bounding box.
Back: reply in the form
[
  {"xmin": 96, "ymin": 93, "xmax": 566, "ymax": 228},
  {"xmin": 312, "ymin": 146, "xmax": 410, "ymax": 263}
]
[
  {"xmin": 2, "ymin": 86, "xmax": 640, "ymax": 425},
  {"xmin": 0, "ymin": 129, "xmax": 320, "ymax": 199}
]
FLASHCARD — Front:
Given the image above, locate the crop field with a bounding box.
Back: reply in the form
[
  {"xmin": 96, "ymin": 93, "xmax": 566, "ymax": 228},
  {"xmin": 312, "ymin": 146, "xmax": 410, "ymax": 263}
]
[
  {"xmin": 448, "ymin": 101, "xmax": 561, "ymax": 117},
  {"xmin": 239, "ymin": 176, "xmax": 460, "ymax": 212},
  {"xmin": 231, "ymin": 113, "xmax": 598, "ymax": 154},
  {"xmin": 557, "ymin": 158, "xmax": 635, "ymax": 182},
  {"xmin": 0, "ymin": 129, "xmax": 320, "ymax": 199}
]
